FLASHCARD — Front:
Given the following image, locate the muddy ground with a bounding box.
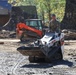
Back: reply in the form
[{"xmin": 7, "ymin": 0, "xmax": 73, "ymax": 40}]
[{"xmin": 0, "ymin": 39, "xmax": 76, "ymax": 75}]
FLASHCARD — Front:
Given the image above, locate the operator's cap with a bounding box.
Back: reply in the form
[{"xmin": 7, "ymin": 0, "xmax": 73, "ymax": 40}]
[{"xmin": 51, "ymin": 14, "xmax": 56, "ymax": 17}]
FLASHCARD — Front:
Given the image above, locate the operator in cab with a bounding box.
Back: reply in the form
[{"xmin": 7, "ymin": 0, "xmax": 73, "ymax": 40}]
[{"xmin": 49, "ymin": 14, "xmax": 61, "ymax": 33}]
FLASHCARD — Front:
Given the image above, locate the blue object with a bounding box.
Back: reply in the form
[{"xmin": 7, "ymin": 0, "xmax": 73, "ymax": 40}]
[{"xmin": 0, "ymin": 0, "xmax": 11, "ymax": 10}]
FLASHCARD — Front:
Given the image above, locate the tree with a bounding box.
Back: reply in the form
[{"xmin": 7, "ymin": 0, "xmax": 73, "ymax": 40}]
[
  {"xmin": 8, "ymin": 0, "xmax": 65, "ymax": 23},
  {"xmin": 36, "ymin": 0, "xmax": 65, "ymax": 21},
  {"xmin": 34, "ymin": 0, "xmax": 52, "ymax": 21},
  {"xmin": 61, "ymin": 0, "xmax": 76, "ymax": 29}
]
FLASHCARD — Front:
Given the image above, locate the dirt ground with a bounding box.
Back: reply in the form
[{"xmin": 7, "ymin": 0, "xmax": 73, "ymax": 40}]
[{"xmin": 0, "ymin": 39, "xmax": 76, "ymax": 75}]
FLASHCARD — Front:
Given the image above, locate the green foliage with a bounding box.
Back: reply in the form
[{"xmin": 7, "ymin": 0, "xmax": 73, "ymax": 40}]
[
  {"xmin": 8, "ymin": 0, "xmax": 66, "ymax": 22},
  {"xmin": 51, "ymin": 0, "xmax": 66, "ymax": 21}
]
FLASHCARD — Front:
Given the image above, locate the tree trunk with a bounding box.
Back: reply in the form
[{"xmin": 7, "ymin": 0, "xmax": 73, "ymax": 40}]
[
  {"xmin": 41, "ymin": 10, "xmax": 45, "ymax": 21},
  {"xmin": 61, "ymin": 0, "xmax": 76, "ymax": 30},
  {"xmin": 48, "ymin": 4, "xmax": 51, "ymax": 21}
]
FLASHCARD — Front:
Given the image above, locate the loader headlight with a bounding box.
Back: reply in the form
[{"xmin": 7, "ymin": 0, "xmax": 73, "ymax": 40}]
[{"xmin": 37, "ymin": 40, "xmax": 42, "ymax": 46}]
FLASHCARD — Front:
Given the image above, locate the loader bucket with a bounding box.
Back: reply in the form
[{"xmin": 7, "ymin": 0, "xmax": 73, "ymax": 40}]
[{"xmin": 17, "ymin": 46, "xmax": 45, "ymax": 56}]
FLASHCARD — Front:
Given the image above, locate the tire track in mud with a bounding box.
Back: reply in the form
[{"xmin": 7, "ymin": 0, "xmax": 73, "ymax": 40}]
[
  {"xmin": 0, "ymin": 52, "xmax": 27, "ymax": 75},
  {"xmin": 13, "ymin": 55, "xmax": 76, "ymax": 75},
  {"xmin": 12, "ymin": 56, "xmax": 26, "ymax": 75},
  {"xmin": 0, "ymin": 53, "xmax": 7, "ymax": 75},
  {"xmin": 0, "ymin": 51, "xmax": 76, "ymax": 75}
]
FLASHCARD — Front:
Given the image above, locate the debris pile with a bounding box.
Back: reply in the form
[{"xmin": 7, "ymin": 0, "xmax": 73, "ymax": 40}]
[
  {"xmin": 62, "ymin": 29, "xmax": 76, "ymax": 40},
  {"xmin": 0, "ymin": 30, "xmax": 16, "ymax": 38}
]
